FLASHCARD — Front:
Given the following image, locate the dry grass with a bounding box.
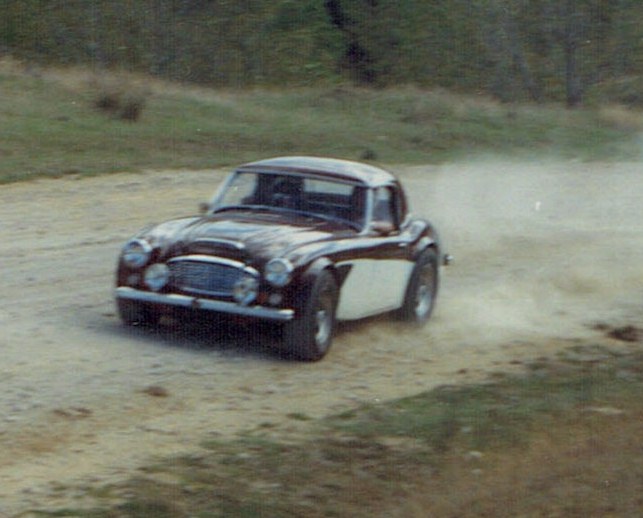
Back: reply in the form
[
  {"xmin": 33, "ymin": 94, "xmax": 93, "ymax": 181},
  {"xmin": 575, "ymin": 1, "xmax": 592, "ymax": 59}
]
[
  {"xmin": 599, "ymin": 105, "xmax": 643, "ymax": 132},
  {"xmin": 0, "ymin": 55, "xmax": 236, "ymax": 105},
  {"xmin": 1, "ymin": 58, "xmax": 642, "ymax": 184}
]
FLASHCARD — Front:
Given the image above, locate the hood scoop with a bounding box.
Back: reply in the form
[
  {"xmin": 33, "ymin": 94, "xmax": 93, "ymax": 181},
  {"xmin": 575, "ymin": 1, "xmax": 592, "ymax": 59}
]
[{"xmin": 186, "ymin": 238, "xmax": 247, "ymax": 259}]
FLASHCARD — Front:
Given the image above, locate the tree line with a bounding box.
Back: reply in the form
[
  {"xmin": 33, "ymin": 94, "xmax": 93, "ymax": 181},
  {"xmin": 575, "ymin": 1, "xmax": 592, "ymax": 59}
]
[{"xmin": 1, "ymin": 0, "xmax": 642, "ymax": 106}]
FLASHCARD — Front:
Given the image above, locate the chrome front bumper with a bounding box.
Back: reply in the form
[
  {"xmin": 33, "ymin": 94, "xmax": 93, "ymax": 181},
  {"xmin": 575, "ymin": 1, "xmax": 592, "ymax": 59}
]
[{"xmin": 115, "ymin": 287, "xmax": 294, "ymax": 322}]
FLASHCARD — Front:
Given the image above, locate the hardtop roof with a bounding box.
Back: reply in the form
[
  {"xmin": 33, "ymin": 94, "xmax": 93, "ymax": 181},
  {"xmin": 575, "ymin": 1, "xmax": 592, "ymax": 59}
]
[{"xmin": 237, "ymin": 156, "xmax": 397, "ymax": 187}]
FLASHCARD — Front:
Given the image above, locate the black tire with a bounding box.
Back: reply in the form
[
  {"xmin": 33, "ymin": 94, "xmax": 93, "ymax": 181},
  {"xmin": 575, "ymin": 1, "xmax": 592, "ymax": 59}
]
[
  {"xmin": 283, "ymin": 270, "xmax": 338, "ymax": 361},
  {"xmin": 398, "ymin": 248, "xmax": 439, "ymax": 325},
  {"xmin": 117, "ymin": 299, "xmax": 160, "ymax": 327}
]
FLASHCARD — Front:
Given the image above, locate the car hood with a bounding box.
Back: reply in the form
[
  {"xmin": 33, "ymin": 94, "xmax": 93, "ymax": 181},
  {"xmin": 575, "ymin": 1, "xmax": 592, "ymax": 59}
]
[{"xmin": 138, "ymin": 211, "xmax": 355, "ymax": 264}]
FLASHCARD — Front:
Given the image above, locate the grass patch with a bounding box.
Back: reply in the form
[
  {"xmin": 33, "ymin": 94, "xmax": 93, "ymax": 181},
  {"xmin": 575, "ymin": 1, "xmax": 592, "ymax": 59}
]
[
  {"xmin": 35, "ymin": 343, "xmax": 643, "ymax": 517},
  {"xmin": 1, "ymin": 63, "xmax": 642, "ymax": 184}
]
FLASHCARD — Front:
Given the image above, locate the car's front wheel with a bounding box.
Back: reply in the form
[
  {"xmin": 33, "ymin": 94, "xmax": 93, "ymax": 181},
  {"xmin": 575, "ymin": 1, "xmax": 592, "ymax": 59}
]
[
  {"xmin": 117, "ymin": 299, "xmax": 160, "ymax": 327},
  {"xmin": 398, "ymin": 248, "xmax": 439, "ymax": 325},
  {"xmin": 283, "ymin": 270, "xmax": 338, "ymax": 361}
]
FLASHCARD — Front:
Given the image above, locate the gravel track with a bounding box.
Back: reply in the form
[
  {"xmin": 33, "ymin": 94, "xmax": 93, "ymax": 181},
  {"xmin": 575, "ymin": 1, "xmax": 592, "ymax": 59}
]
[{"xmin": 1, "ymin": 160, "xmax": 641, "ymax": 513}]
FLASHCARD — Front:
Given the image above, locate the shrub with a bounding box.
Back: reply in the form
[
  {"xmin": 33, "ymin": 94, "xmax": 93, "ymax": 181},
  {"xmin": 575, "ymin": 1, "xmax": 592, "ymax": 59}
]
[
  {"xmin": 92, "ymin": 75, "xmax": 148, "ymax": 122},
  {"xmin": 588, "ymin": 76, "xmax": 643, "ymax": 108}
]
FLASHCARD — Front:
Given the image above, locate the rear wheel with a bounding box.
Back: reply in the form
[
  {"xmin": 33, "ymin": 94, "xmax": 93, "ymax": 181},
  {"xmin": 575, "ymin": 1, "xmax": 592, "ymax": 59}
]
[
  {"xmin": 283, "ymin": 270, "xmax": 338, "ymax": 361},
  {"xmin": 117, "ymin": 299, "xmax": 160, "ymax": 327},
  {"xmin": 398, "ymin": 248, "xmax": 439, "ymax": 325}
]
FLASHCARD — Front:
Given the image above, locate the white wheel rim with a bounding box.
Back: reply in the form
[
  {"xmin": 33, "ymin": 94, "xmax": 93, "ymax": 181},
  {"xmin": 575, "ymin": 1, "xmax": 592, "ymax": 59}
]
[
  {"xmin": 315, "ymin": 308, "xmax": 331, "ymax": 348},
  {"xmin": 415, "ymin": 266, "xmax": 435, "ymax": 319}
]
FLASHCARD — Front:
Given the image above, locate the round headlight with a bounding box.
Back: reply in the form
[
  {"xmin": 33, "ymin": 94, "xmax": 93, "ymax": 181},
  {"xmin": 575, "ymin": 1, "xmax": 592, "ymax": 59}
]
[
  {"xmin": 122, "ymin": 239, "xmax": 152, "ymax": 268},
  {"xmin": 233, "ymin": 275, "xmax": 259, "ymax": 306},
  {"xmin": 265, "ymin": 258, "xmax": 293, "ymax": 287},
  {"xmin": 144, "ymin": 263, "xmax": 170, "ymax": 292}
]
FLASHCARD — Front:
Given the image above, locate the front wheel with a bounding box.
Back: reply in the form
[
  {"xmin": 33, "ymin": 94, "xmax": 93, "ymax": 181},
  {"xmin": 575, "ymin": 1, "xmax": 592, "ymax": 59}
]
[
  {"xmin": 283, "ymin": 270, "xmax": 338, "ymax": 361},
  {"xmin": 398, "ymin": 248, "xmax": 439, "ymax": 326}
]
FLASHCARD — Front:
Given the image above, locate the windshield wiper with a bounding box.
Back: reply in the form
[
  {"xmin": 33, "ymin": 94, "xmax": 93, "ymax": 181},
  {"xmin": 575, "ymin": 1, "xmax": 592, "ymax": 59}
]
[
  {"xmin": 212, "ymin": 204, "xmax": 272, "ymax": 213},
  {"xmin": 299, "ymin": 210, "xmax": 362, "ymax": 231},
  {"xmin": 212, "ymin": 205, "xmax": 362, "ymax": 231}
]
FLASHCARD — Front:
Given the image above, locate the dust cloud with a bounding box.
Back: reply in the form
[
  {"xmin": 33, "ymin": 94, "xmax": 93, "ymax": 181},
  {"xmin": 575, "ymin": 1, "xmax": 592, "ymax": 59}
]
[{"xmin": 402, "ymin": 160, "xmax": 643, "ymax": 346}]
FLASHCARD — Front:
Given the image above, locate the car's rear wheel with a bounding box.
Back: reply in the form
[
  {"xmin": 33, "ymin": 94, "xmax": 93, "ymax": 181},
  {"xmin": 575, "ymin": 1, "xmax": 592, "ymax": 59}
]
[
  {"xmin": 398, "ymin": 248, "xmax": 439, "ymax": 325},
  {"xmin": 117, "ymin": 299, "xmax": 160, "ymax": 327},
  {"xmin": 283, "ymin": 270, "xmax": 338, "ymax": 361}
]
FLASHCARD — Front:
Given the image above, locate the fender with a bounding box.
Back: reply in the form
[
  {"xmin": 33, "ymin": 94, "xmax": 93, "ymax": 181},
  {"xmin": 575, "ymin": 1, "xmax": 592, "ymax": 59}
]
[
  {"xmin": 299, "ymin": 256, "xmax": 334, "ymax": 291},
  {"xmin": 410, "ymin": 221, "xmax": 439, "ymax": 261},
  {"xmin": 290, "ymin": 257, "xmax": 335, "ymax": 314},
  {"xmin": 414, "ymin": 225, "xmax": 451, "ymax": 266}
]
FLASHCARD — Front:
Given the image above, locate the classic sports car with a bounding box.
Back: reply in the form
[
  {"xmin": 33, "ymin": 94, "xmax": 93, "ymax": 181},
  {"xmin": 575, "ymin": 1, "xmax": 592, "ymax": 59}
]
[{"xmin": 115, "ymin": 156, "xmax": 449, "ymax": 360}]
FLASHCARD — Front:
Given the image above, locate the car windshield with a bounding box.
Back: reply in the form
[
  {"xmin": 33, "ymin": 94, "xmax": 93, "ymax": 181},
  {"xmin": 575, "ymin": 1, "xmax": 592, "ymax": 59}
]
[{"xmin": 212, "ymin": 171, "xmax": 367, "ymax": 230}]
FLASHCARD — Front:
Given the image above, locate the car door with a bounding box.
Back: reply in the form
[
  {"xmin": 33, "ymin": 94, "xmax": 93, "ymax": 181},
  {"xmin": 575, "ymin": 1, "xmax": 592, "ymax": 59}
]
[{"xmin": 335, "ymin": 185, "xmax": 415, "ymax": 320}]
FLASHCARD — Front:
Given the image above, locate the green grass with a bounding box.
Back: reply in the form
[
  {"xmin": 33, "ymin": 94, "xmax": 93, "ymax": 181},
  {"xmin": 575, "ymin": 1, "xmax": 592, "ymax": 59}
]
[
  {"xmin": 1, "ymin": 66, "xmax": 641, "ymax": 184},
  {"xmin": 32, "ymin": 336, "xmax": 643, "ymax": 518},
  {"xmin": 327, "ymin": 359, "xmax": 624, "ymax": 451}
]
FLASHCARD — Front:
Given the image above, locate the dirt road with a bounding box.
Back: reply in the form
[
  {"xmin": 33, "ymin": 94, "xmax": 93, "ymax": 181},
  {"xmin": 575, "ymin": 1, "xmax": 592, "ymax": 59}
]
[{"xmin": 1, "ymin": 160, "xmax": 641, "ymax": 513}]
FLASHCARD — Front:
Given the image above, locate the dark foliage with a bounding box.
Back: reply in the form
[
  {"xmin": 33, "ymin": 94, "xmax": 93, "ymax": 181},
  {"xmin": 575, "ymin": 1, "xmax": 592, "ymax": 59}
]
[{"xmin": 1, "ymin": 0, "xmax": 642, "ymax": 104}]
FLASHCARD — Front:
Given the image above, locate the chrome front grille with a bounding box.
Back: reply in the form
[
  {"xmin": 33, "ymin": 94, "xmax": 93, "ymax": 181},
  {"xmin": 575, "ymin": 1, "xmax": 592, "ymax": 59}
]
[{"xmin": 169, "ymin": 258, "xmax": 247, "ymax": 297}]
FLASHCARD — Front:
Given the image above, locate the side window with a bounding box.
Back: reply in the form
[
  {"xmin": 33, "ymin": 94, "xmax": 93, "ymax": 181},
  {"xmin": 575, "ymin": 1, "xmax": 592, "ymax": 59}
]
[
  {"xmin": 392, "ymin": 184, "xmax": 406, "ymax": 225},
  {"xmin": 373, "ymin": 188, "xmax": 395, "ymax": 225}
]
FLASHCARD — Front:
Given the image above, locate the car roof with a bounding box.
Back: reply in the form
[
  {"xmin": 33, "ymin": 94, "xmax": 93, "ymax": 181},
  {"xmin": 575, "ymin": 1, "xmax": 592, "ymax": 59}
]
[{"xmin": 236, "ymin": 156, "xmax": 397, "ymax": 187}]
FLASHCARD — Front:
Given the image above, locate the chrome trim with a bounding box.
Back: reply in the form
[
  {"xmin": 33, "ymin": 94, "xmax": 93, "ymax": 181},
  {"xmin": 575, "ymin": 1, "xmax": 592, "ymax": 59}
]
[
  {"xmin": 127, "ymin": 238, "xmax": 153, "ymax": 252},
  {"xmin": 265, "ymin": 258, "xmax": 294, "ymax": 287},
  {"xmin": 177, "ymin": 286, "xmax": 230, "ymax": 298},
  {"xmin": 232, "ymin": 276, "xmax": 259, "ymax": 306},
  {"xmin": 115, "ymin": 287, "xmax": 294, "ymax": 321},
  {"xmin": 144, "ymin": 263, "xmax": 170, "ymax": 292},
  {"xmin": 192, "ymin": 237, "xmax": 245, "ymax": 250},
  {"xmin": 167, "ymin": 255, "xmax": 259, "ymax": 277},
  {"xmin": 208, "ymin": 171, "xmax": 239, "ymax": 212},
  {"xmin": 122, "ymin": 238, "xmax": 153, "ymax": 268}
]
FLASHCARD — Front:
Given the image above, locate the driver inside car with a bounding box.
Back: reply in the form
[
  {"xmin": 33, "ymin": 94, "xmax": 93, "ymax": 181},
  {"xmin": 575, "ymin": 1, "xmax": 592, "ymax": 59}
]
[{"xmin": 269, "ymin": 177, "xmax": 304, "ymax": 210}]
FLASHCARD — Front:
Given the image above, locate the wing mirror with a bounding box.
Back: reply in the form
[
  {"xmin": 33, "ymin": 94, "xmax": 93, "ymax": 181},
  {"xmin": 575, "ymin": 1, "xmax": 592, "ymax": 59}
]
[{"xmin": 371, "ymin": 221, "xmax": 395, "ymax": 236}]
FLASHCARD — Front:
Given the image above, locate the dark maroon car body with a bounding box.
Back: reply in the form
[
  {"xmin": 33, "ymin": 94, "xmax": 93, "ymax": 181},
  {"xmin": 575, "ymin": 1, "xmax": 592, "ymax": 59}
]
[{"xmin": 115, "ymin": 157, "xmax": 448, "ymax": 360}]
